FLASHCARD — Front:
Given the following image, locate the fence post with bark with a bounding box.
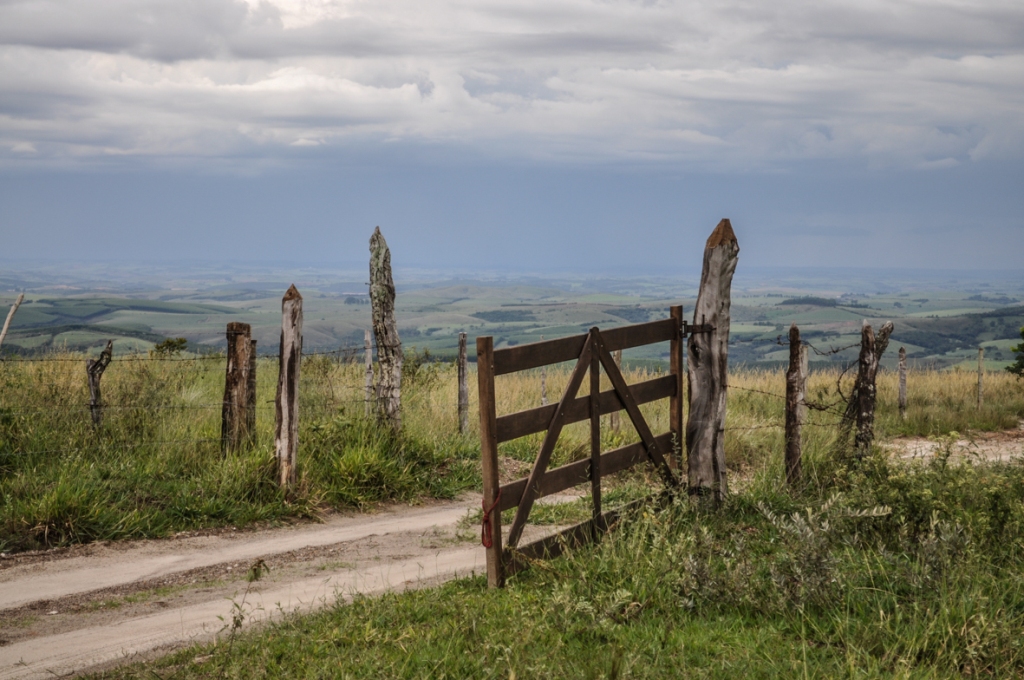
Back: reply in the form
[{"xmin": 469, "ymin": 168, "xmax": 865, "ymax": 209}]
[
  {"xmin": 86, "ymin": 340, "xmax": 113, "ymax": 427},
  {"xmin": 0, "ymin": 293, "xmax": 25, "ymax": 352},
  {"xmin": 841, "ymin": 320, "xmax": 893, "ymax": 457},
  {"xmin": 222, "ymin": 322, "xmax": 254, "ymax": 452},
  {"xmin": 687, "ymin": 219, "xmax": 739, "ymax": 503},
  {"xmin": 785, "ymin": 324, "xmax": 805, "ymax": 487},
  {"xmin": 364, "ymin": 329, "xmax": 373, "ymax": 417},
  {"xmin": 978, "ymin": 347, "xmax": 984, "ymax": 409},
  {"xmin": 898, "ymin": 346, "xmax": 907, "ymax": 420},
  {"xmin": 275, "ymin": 285, "xmax": 302, "ymax": 489},
  {"xmin": 369, "ymin": 226, "xmax": 402, "ymax": 431},
  {"xmin": 458, "ymin": 332, "xmax": 469, "ymax": 434}
]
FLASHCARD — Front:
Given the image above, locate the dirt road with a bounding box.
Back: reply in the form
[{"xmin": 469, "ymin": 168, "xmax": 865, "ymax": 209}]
[{"xmin": 0, "ymin": 499, "xmax": 489, "ymax": 679}]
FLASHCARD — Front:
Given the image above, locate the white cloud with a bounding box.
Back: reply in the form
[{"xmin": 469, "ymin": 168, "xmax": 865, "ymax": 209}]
[{"xmin": 0, "ymin": 0, "xmax": 1022, "ymax": 168}]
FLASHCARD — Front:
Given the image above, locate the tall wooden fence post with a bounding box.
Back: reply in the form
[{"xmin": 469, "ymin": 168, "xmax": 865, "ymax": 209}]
[
  {"xmin": 86, "ymin": 340, "xmax": 113, "ymax": 427},
  {"xmin": 247, "ymin": 340, "xmax": 257, "ymax": 439},
  {"xmin": 898, "ymin": 346, "xmax": 907, "ymax": 420},
  {"xmin": 0, "ymin": 293, "xmax": 25, "ymax": 352},
  {"xmin": 364, "ymin": 329, "xmax": 373, "ymax": 417},
  {"xmin": 687, "ymin": 219, "xmax": 739, "ymax": 503},
  {"xmin": 477, "ymin": 336, "xmax": 503, "ymax": 588},
  {"xmin": 275, "ymin": 285, "xmax": 302, "ymax": 488},
  {"xmin": 853, "ymin": 320, "xmax": 884, "ymax": 456},
  {"xmin": 222, "ymin": 322, "xmax": 253, "ymax": 452},
  {"xmin": 369, "ymin": 226, "xmax": 402, "ymax": 431},
  {"xmin": 977, "ymin": 347, "xmax": 984, "ymax": 409},
  {"xmin": 785, "ymin": 324, "xmax": 804, "ymax": 487},
  {"xmin": 458, "ymin": 332, "xmax": 469, "ymax": 434}
]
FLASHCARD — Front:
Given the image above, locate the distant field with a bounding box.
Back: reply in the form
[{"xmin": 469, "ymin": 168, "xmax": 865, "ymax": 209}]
[{"xmin": 2, "ymin": 274, "xmax": 1023, "ymax": 370}]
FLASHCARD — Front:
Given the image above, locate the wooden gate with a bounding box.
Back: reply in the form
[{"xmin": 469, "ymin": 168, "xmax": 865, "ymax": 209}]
[{"xmin": 477, "ymin": 306, "xmax": 711, "ymax": 588}]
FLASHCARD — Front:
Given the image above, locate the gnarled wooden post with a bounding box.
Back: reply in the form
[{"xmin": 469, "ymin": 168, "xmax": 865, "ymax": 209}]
[
  {"xmin": 785, "ymin": 324, "xmax": 804, "ymax": 487},
  {"xmin": 0, "ymin": 293, "xmax": 25, "ymax": 352},
  {"xmin": 898, "ymin": 346, "xmax": 907, "ymax": 420},
  {"xmin": 86, "ymin": 340, "xmax": 114, "ymax": 428},
  {"xmin": 370, "ymin": 227, "xmax": 402, "ymax": 431},
  {"xmin": 222, "ymin": 323, "xmax": 253, "ymax": 451},
  {"xmin": 458, "ymin": 332, "xmax": 468, "ymax": 434},
  {"xmin": 851, "ymin": 320, "xmax": 893, "ymax": 456},
  {"xmin": 687, "ymin": 219, "xmax": 739, "ymax": 503},
  {"xmin": 275, "ymin": 285, "xmax": 302, "ymax": 488},
  {"xmin": 364, "ymin": 329, "xmax": 373, "ymax": 417}
]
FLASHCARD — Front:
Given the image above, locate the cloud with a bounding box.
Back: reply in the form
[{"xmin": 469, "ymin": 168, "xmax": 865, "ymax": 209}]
[{"xmin": 0, "ymin": 0, "xmax": 1022, "ymax": 168}]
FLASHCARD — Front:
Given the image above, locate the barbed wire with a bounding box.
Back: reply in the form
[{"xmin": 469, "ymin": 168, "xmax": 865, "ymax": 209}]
[
  {"xmin": 0, "ymin": 342, "xmax": 409, "ymax": 364},
  {"xmin": 0, "ymin": 438, "xmax": 222, "ymax": 458}
]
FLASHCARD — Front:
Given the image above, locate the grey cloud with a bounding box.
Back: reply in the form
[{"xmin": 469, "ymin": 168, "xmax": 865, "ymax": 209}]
[{"xmin": 0, "ymin": 0, "xmax": 1022, "ymax": 168}]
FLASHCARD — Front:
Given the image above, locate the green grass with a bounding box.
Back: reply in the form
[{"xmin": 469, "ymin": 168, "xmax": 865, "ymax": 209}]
[
  {"xmin": 94, "ymin": 446, "xmax": 1024, "ymax": 679},
  {"xmin": 0, "ymin": 353, "xmax": 478, "ymax": 552}
]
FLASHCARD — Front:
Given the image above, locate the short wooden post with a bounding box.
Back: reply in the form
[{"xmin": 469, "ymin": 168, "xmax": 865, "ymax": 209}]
[
  {"xmin": 369, "ymin": 227, "xmax": 402, "ymax": 430},
  {"xmin": 977, "ymin": 347, "xmax": 984, "ymax": 409},
  {"xmin": 785, "ymin": 324, "xmax": 804, "ymax": 487},
  {"xmin": 364, "ymin": 329, "xmax": 373, "ymax": 417},
  {"xmin": 0, "ymin": 293, "xmax": 25, "ymax": 352},
  {"xmin": 86, "ymin": 340, "xmax": 113, "ymax": 427},
  {"xmin": 477, "ymin": 336, "xmax": 504, "ymax": 588},
  {"xmin": 687, "ymin": 219, "xmax": 739, "ymax": 503},
  {"xmin": 275, "ymin": 285, "xmax": 302, "ymax": 488},
  {"xmin": 540, "ymin": 335, "xmax": 548, "ymax": 406},
  {"xmin": 610, "ymin": 348, "xmax": 623, "ymax": 433},
  {"xmin": 854, "ymin": 321, "xmax": 878, "ymax": 456},
  {"xmin": 247, "ymin": 339, "xmax": 257, "ymax": 439},
  {"xmin": 222, "ymin": 322, "xmax": 253, "ymax": 452},
  {"xmin": 669, "ymin": 306, "xmax": 683, "ymax": 468},
  {"xmin": 898, "ymin": 347, "xmax": 907, "ymax": 420},
  {"xmin": 458, "ymin": 332, "xmax": 469, "ymax": 434}
]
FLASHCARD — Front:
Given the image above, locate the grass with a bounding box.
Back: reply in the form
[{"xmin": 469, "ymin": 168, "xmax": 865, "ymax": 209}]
[
  {"xmin": 2, "ymin": 351, "xmax": 1022, "ymax": 554},
  {"xmin": 95, "ymin": 444, "xmax": 1024, "ymax": 679},
  {"xmin": 4, "ymin": 348, "xmax": 1024, "ymax": 677}
]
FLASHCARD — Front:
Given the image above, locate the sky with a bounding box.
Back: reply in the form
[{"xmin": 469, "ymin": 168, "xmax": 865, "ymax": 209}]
[{"xmin": 1, "ymin": 0, "xmax": 1023, "ymax": 273}]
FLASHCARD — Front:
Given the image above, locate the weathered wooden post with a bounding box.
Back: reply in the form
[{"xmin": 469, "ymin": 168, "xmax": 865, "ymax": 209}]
[
  {"xmin": 0, "ymin": 293, "xmax": 25, "ymax": 352},
  {"xmin": 785, "ymin": 324, "xmax": 804, "ymax": 487},
  {"xmin": 247, "ymin": 340, "xmax": 257, "ymax": 439},
  {"xmin": 369, "ymin": 227, "xmax": 402, "ymax": 431},
  {"xmin": 364, "ymin": 329, "xmax": 373, "ymax": 417},
  {"xmin": 477, "ymin": 336, "xmax": 503, "ymax": 588},
  {"xmin": 222, "ymin": 322, "xmax": 253, "ymax": 452},
  {"xmin": 275, "ymin": 285, "xmax": 302, "ymax": 488},
  {"xmin": 687, "ymin": 219, "xmax": 739, "ymax": 503},
  {"xmin": 851, "ymin": 319, "xmax": 892, "ymax": 456},
  {"xmin": 898, "ymin": 346, "xmax": 907, "ymax": 420},
  {"xmin": 977, "ymin": 347, "xmax": 984, "ymax": 409},
  {"xmin": 86, "ymin": 340, "xmax": 113, "ymax": 427},
  {"xmin": 610, "ymin": 348, "xmax": 623, "ymax": 433},
  {"xmin": 458, "ymin": 332, "xmax": 469, "ymax": 434}
]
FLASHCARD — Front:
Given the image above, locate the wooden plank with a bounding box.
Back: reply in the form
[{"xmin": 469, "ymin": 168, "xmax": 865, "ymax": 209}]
[
  {"xmin": 492, "ymin": 317, "xmax": 677, "ymax": 376},
  {"xmin": 458, "ymin": 332, "xmax": 468, "ymax": 433},
  {"xmin": 601, "ymin": 317, "xmax": 676, "ymax": 352},
  {"xmin": 477, "ymin": 336, "xmax": 504, "ymax": 588},
  {"xmin": 493, "ymin": 333, "xmax": 586, "ymax": 376},
  {"xmin": 506, "ymin": 337, "xmax": 593, "ymax": 548},
  {"xmin": 499, "ymin": 432, "xmax": 672, "ymax": 511},
  {"xmin": 496, "ymin": 374, "xmax": 675, "ymax": 442}
]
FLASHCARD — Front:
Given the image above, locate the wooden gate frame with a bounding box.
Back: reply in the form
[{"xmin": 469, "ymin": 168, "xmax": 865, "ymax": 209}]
[{"xmin": 477, "ymin": 305, "xmax": 711, "ymax": 588}]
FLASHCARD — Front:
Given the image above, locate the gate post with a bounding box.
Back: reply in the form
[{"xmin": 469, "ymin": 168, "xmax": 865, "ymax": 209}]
[
  {"xmin": 687, "ymin": 219, "xmax": 739, "ymax": 503},
  {"xmin": 477, "ymin": 336, "xmax": 504, "ymax": 588},
  {"xmin": 670, "ymin": 305, "xmax": 684, "ymax": 470}
]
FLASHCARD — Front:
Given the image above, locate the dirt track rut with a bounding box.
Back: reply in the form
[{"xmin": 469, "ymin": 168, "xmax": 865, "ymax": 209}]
[{"xmin": 0, "ymin": 499, "xmax": 487, "ymax": 679}]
